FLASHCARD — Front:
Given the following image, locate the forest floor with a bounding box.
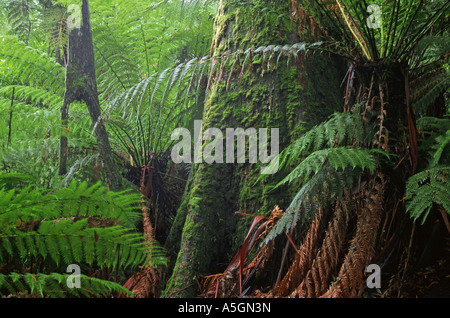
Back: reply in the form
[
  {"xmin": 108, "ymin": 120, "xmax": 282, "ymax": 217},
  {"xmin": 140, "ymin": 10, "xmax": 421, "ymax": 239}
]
[{"xmin": 397, "ymin": 238, "xmax": 450, "ymax": 298}]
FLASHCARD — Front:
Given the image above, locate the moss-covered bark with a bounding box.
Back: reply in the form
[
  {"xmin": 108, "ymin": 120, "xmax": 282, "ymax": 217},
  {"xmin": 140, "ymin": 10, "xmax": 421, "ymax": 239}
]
[{"xmin": 163, "ymin": 0, "xmax": 345, "ymax": 297}]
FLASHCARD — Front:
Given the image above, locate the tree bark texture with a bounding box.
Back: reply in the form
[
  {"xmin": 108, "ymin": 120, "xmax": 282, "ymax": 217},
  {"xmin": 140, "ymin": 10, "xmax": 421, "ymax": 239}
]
[{"xmin": 59, "ymin": 0, "xmax": 122, "ymax": 191}]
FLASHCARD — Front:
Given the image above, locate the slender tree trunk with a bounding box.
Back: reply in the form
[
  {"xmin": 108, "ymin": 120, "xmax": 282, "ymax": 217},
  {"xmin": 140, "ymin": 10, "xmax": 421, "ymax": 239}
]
[
  {"xmin": 58, "ymin": 0, "xmax": 122, "ymax": 191},
  {"xmin": 7, "ymin": 87, "xmax": 15, "ymax": 147},
  {"xmin": 163, "ymin": 0, "xmax": 345, "ymax": 297}
]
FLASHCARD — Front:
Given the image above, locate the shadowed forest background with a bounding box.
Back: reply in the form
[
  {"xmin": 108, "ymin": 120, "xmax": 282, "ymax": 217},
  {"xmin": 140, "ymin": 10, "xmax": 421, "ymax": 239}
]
[{"xmin": 0, "ymin": 0, "xmax": 449, "ymax": 299}]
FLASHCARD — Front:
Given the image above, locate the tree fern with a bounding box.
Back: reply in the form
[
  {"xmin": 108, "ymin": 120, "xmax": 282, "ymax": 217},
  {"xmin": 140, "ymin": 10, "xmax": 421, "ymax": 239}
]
[
  {"xmin": 90, "ymin": 0, "xmax": 214, "ymax": 102},
  {"xmin": 305, "ymin": 0, "xmax": 450, "ymax": 63},
  {"xmin": 103, "ymin": 41, "xmax": 329, "ymax": 124}
]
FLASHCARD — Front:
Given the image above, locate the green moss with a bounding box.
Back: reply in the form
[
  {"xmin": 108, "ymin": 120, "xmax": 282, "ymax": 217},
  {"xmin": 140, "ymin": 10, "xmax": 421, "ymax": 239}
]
[{"xmin": 163, "ymin": 161, "xmax": 237, "ymax": 297}]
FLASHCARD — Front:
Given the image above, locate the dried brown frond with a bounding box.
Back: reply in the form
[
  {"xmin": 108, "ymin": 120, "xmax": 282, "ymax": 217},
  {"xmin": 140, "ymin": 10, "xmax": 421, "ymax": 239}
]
[
  {"xmin": 321, "ymin": 173, "xmax": 385, "ymax": 298},
  {"xmin": 287, "ymin": 193, "xmax": 353, "ymax": 297},
  {"xmin": 121, "ymin": 264, "xmax": 159, "ymax": 298},
  {"xmin": 119, "ymin": 167, "xmax": 162, "ymax": 298},
  {"xmin": 289, "ymin": 0, "xmax": 327, "ymax": 42},
  {"xmin": 273, "ymin": 205, "xmax": 327, "ymax": 296}
]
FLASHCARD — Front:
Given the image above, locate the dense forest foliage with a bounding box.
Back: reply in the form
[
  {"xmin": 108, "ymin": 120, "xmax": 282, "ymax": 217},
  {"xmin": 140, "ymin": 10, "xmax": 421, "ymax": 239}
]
[{"xmin": 0, "ymin": 0, "xmax": 448, "ymax": 299}]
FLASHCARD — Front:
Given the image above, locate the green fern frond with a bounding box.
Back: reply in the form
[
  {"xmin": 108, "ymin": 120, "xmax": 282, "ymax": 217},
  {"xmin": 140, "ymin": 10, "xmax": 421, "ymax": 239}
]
[
  {"xmin": 417, "ymin": 116, "xmax": 450, "ymax": 132},
  {"xmin": 411, "ymin": 67, "xmax": 449, "ymax": 115},
  {"xmin": 0, "ymin": 172, "xmax": 34, "ymax": 190},
  {"xmin": 264, "ymin": 112, "xmax": 367, "ymax": 176},
  {"xmin": 0, "ymin": 221, "xmax": 147, "ymax": 269},
  {"xmin": 39, "ymin": 5, "xmax": 68, "ymax": 51},
  {"xmin": 416, "ymin": 116, "xmax": 450, "ymax": 167},
  {"xmin": 262, "ymin": 109, "xmax": 383, "ymax": 242},
  {"xmin": 431, "ymin": 129, "xmax": 450, "ymax": 167},
  {"xmin": 0, "ymin": 36, "xmax": 65, "ymax": 95},
  {"xmin": 0, "ymin": 273, "xmax": 133, "ymax": 298},
  {"xmin": 0, "ymin": 180, "xmax": 142, "ymax": 225},
  {"xmin": 264, "ymin": 165, "xmax": 361, "ymax": 243},
  {"xmin": 0, "ymin": 85, "xmax": 64, "ymax": 109},
  {"xmin": 275, "ymin": 147, "xmax": 377, "ymax": 188},
  {"xmin": 103, "ymin": 42, "xmax": 326, "ymax": 121},
  {"xmin": 406, "ymin": 114, "xmax": 450, "ymax": 224},
  {"xmin": 1, "ymin": 0, "xmax": 36, "ymax": 44},
  {"xmin": 264, "ymin": 146, "xmax": 380, "ymax": 242},
  {"xmin": 0, "ymin": 179, "xmax": 157, "ymax": 273},
  {"xmin": 406, "ymin": 166, "xmax": 450, "ymax": 224}
]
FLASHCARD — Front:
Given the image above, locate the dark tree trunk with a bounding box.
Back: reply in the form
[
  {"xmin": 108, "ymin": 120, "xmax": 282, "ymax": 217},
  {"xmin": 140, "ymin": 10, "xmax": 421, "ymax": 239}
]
[{"xmin": 58, "ymin": 0, "xmax": 122, "ymax": 191}]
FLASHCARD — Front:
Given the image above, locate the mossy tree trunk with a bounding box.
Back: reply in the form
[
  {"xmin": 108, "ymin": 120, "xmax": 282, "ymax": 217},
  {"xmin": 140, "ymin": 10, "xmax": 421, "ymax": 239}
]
[
  {"xmin": 58, "ymin": 0, "xmax": 122, "ymax": 191},
  {"xmin": 163, "ymin": 0, "xmax": 346, "ymax": 298}
]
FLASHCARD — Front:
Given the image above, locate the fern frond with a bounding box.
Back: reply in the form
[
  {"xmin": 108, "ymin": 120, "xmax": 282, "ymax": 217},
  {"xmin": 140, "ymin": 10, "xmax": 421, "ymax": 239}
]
[
  {"xmin": 0, "ymin": 85, "xmax": 64, "ymax": 109},
  {"xmin": 264, "ymin": 165, "xmax": 361, "ymax": 243},
  {"xmin": 0, "ymin": 221, "xmax": 148, "ymax": 269},
  {"xmin": 0, "ymin": 179, "xmax": 159, "ymax": 272},
  {"xmin": 417, "ymin": 116, "xmax": 450, "ymax": 132},
  {"xmin": 2, "ymin": 0, "xmax": 36, "ymax": 44},
  {"xmin": 276, "ymin": 147, "xmax": 377, "ymax": 188},
  {"xmin": 0, "ymin": 180, "xmax": 142, "ymax": 226},
  {"xmin": 406, "ymin": 166, "xmax": 450, "ymax": 224},
  {"xmin": 411, "ymin": 66, "xmax": 449, "ymax": 115},
  {"xmin": 262, "ymin": 109, "xmax": 383, "ymax": 242},
  {"xmin": 0, "ymin": 273, "xmax": 133, "ymax": 298},
  {"xmin": 416, "ymin": 116, "xmax": 450, "ymax": 167},
  {"xmin": 103, "ymin": 41, "xmax": 326, "ymax": 122},
  {"xmin": 0, "ymin": 36, "xmax": 65, "ymax": 95},
  {"xmin": 268, "ymin": 112, "xmax": 367, "ymax": 175},
  {"xmin": 0, "ymin": 172, "xmax": 34, "ymax": 190}
]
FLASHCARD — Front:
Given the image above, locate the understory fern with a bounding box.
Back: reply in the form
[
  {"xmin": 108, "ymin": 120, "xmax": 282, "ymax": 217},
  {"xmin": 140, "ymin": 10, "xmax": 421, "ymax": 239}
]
[
  {"xmin": 406, "ymin": 166, "xmax": 450, "ymax": 224},
  {"xmin": 0, "ymin": 177, "xmax": 166, "ymax": 298},
  {"xmin": 262, "ymin": 110, "xmax": 388, "ymax": 242},
  {"xmin": 275, "ymin": 147, "xmax": 377, "ymax": 187},
  {"xmin": 273, "ymin": 111, "xmax": 368, "ymax": 170},
  {"xmin": 405, "ymin": 116, "xmax": 450, "ymax": 224},
  {"xmin": 0, "ymin": 273, "xmax": 133, "ymax": 298},
  {"xmin": 0, "ymin": 36, "xmax": 65, "ymax": 96}
]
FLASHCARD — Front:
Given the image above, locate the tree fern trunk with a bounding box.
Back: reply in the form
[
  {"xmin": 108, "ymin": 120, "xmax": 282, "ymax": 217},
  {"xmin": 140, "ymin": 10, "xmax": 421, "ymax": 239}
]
[
  {"xmin": 272, "ymin": 62, "xmax": 413, "ymax": 298},
  {"xmin": 163, "ymin": 0, "xmax": 345, "ymax": 298},
  {"xmin": 58, "ymin": 0, "xmax": 122, "ymax": 191}
]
